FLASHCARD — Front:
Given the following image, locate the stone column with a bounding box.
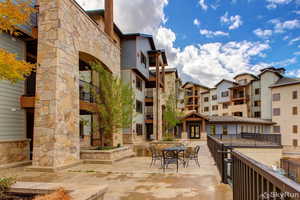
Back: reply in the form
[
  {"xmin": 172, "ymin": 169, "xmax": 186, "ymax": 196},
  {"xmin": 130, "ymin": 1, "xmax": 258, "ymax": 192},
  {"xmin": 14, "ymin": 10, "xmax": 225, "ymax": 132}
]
[
  {"xmin": 182, "ymin": 121, "xmax": 188, "ymax": 140},
  {"xmin": 201, "ymin": 120, "xmax": 207, "ymax": 140},
  {"xmin": 31, "ymin": 0, "xmax": 80, "ymax": 171}
]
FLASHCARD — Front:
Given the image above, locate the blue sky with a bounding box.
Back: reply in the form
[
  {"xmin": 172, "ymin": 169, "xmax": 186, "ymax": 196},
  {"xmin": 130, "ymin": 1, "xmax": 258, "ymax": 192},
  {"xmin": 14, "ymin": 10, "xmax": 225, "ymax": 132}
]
[{"xmin": 78, "ymin": 0, "xmax": 300, "ymax": 86}]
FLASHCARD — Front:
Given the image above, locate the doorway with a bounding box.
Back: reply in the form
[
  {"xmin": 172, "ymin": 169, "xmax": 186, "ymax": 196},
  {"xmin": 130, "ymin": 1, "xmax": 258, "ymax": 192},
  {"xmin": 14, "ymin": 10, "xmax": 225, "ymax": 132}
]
[
  {"xmin": 26, "ymin": 110, "xmax": 34, "ymax": 160},
  {"xmin": 188, "ymin": 122, "xmax": 201, "ymax": 139}
]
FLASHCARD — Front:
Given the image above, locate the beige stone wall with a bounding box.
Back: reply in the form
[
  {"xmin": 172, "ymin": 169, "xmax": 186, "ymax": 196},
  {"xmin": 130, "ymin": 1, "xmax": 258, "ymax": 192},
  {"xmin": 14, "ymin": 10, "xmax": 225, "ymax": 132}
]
[
  {"xmin": 272, "ymin": 84, "xmax": 300, "ymax": 148},
  {"xmin": 33, "ymin": 0, "xmax": 121, "ymax": 169},
  {"xmin": 0, "ymin": 140, "xmax": 30, "ymax": 166},
  {"xmin": 228, "ymin": 104, "xmax": 248, "ymax": 117}
]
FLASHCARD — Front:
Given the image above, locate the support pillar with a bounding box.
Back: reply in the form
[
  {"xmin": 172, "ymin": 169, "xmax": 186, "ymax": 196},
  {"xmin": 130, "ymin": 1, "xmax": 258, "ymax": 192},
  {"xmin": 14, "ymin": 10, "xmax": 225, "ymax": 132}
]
[
  {"xmin": 201, "ymin": 120, "xmax": 207, "ymax": 140},
  {"xmin": 30, "ymin": 0, "xmax": 80, "ymax": 171},
  {"xmin": 182, "ymin": 121, "xmax": 188, "ymax": 140}
]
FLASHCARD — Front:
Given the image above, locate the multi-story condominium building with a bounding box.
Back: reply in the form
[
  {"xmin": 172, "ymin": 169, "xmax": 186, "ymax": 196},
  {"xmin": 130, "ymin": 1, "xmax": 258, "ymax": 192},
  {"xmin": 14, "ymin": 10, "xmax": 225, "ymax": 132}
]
[
  {"xmin": 120, "ymin": 34, "xmax": 155, "ymax": 145},
  {"xmin": 270, "ymin": 77, "xmax": 300, "ymax": 151},
  {"xmin": 182, "ymin": 82, "xmax": 209, "ymax": 113}
]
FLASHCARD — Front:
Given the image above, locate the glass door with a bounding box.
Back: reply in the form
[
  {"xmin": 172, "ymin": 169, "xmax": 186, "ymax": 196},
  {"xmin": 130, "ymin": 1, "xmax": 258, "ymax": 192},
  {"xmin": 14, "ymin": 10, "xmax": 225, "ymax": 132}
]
[{"xmin": 189, "ymin": 122, "xmax": 201, "ymax": 139}]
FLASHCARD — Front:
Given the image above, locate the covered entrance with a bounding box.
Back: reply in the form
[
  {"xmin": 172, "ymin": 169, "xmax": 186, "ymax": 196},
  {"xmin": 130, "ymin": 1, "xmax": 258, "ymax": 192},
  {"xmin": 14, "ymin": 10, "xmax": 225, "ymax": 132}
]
[{"xmin": 180, "ymin": 111, "xmax": 208, "ymax": 140}]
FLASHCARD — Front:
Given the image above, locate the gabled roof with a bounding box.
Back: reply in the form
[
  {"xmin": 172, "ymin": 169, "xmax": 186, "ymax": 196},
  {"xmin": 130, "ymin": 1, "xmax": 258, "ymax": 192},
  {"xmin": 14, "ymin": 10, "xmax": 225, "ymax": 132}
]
[
  {"xmin": 122, "ymin": 33, "xmax": 156, "ymax": 50},
  {"xmin": 258, "ymin": 67, "xmax": 284, "ymax": 78},
  {"xmin": 214, "ymin": 79, "xmax": 237, "ymax": 87},
  {"xmin": 270, "ymin": 77, "xmax": 300, "ymax": 88},
  {"xmin": 180, "ymin": 111, "xmax": 208, "ymax": 121},
  {"xmin": 233, "ymin": 73, "xmax": 258, "ymax": 80},
  {"xmin": 182, "ymin": 82, "xmax": 210, "ymax": 90}
]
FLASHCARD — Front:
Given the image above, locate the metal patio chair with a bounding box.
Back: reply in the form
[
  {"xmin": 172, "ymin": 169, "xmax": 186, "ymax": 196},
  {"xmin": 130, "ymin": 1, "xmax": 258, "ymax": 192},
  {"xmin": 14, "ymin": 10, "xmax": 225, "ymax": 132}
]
[
  {"xmin": 149, "ymin": 145, "xmax": 162, "ymax": 168},
  {"xmin": 185, "ymin": 145, "xmax": 200, "ymax": 168}
]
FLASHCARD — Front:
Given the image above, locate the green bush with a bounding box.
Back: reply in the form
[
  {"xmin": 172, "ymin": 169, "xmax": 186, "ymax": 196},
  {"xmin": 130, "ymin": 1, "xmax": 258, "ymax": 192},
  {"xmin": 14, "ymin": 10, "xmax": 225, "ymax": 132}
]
[{"xmin": 0, "ymin": 177, "xmax": 16, "ymax": 197}]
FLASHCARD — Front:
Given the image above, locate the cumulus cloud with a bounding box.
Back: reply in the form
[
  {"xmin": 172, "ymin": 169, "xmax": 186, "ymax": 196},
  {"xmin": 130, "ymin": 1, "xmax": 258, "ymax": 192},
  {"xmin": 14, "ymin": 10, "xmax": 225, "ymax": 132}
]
[
  {"xmin": 199, "ymin": 0, "xmax": 208, "ymax": 10},
  {"xmin": 270, "ymin": 19, "xmax": 300, "ymax": 33},
  {"xmin": 220, "ymin": 12, "xmax": 243, "ymax": 30},
  {"xmin": 199, "ymin": 29, "xmax": 229, "ymax": 38},
  {"xmin": 287, "ymin": 69, "xmax": 300, "ymax": 77},
  {"xmin": 75, "ymin": 0, "xmax": 168, "ymax": 34},
  {"xmin": 253, "ymin": 28, "xmax": 273, "ymax": 38},
  {"xmin": 193, "ymin": 18, "xmax": 201, "ymax": 26},
  {"xmin": 176, "ymin": 41, "xmax": 270, "ymax": 86}
]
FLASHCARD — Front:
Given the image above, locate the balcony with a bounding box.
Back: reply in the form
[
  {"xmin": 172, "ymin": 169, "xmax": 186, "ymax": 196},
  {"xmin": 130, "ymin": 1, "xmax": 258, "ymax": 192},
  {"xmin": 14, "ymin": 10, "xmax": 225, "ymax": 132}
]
[
  {"xmin": 145, "ymin": 112, "xmax": 154, "ymax": 123},
  {"xmin": 145, "ymin": 89, "xmax": 154, "ymax": 103},
  {"xmin": 207, "ymin": 135, "xmax": 300, "ymax": 199},
  {"xmin": 20, "ymin": 80, "xmax": 98, "ymax": 113}
]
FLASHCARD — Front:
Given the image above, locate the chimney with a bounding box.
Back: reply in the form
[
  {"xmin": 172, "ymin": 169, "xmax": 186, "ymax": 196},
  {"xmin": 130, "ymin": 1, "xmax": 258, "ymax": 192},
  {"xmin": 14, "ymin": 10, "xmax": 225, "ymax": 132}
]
[{"xmin": 104, "ymin": 0, "xmax": 114, "ymax": 38}]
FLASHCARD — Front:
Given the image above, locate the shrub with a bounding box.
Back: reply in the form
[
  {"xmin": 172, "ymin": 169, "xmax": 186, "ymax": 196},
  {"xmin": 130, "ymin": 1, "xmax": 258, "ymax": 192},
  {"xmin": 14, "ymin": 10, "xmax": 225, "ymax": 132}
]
[{"xmin": 0, "ymin": 177, "xmax": 16, "ymax": 197}]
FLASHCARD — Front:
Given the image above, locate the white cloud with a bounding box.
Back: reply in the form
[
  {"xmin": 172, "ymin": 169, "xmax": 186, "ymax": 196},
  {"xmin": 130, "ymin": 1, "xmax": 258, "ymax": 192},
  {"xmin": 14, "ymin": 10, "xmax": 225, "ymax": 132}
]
[
  {"xmin": 176, "ymin": 41, "xmax": 270, "ymax": 86},
  {"xmin": 294, "ymin": 51, "xmax": 300, "ymax": 55},
  {"xmin": 289, "ymin": 37, "xmax": 300, "ymax": 45},
  {"xmin": 199, "ymin": 0, "xmax": 208, "ymax": 10},
  {"xmin": 253, "ymin": 28, "xmax": 273, "ymax": 38},
  {"xmin": 199, "ymin": 29, "xmax": 229, "ymax": 38},
  {"xmin": 193, "ymin": 18, "xmax": 201, "ymax": 26},
  {"xmin": 287, "ymin": 69, "xmax": 300, "ymax": 77},
  {"xmin": 266, "ymin": 0, "xmax": 293, "ymax": 9},
  {"xmin": 271, "ymin": 57, "xmax": 297, "ymax": 67},
  {"xmin": 270, "ymin": 19, "xmax": 300, "ymax": 33},
  {"xmin": 75, "ymin": 0, "xmax": 168, "ymax": 34},
  {"xmin": 220, "ymin": 12, "xmax": 243, "ymax": 30},
  {"xmin": 294, "ymin": 10, "xmax": 300, "ymax": 14}
]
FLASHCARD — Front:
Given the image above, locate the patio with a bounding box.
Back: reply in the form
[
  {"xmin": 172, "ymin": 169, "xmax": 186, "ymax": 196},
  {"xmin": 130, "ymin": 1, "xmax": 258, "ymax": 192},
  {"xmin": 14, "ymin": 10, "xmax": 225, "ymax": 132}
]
[{"xmin": 0, "ymin": 142, "xmax": 232, "ymax": 200}]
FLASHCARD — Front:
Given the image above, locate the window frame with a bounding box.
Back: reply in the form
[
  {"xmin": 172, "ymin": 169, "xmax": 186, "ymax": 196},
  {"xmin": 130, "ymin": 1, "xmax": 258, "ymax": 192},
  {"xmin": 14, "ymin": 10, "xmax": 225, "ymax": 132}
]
[
  {"xmin": 293, "ymin": 106, "xmax": 298, "ymax": 115},
  {"xmin": 255, "ymin": 88, "xmax": 260, "ymax": 95},
  {"xmin": 140, "ymin": 52, "xmax": 147, "ymax": 68},
  {"xmin": 293, "ymin": 90, "xmax": 298, "ymax": 100},
  {"xmin": 136, "ymin": 123, "xmax": 143, "ymax": 136},
  {"xmin": 136, "ymin": 75, "xmax": 143, "ymax": 91},
  {"xmin": 273, "ymin": 126, "xmax": 280, "ymax": 133},
  {"xmin": 221, "ymin": 91, "xmax": 229, "ymax": 97},
  {"xmin": 273, "ymin": 108, "xmax": 280, "ymax": 116},
  {"xmin": 136, "ymin": 100, "xmax": 143, "ymax": 113},
  {"xmin": 272, "ymin": 93, "xmax": 281, "ymax": 101},
  {"xmin": 293, "ymin": 125, "xmax": 298, "ymax": 134}
]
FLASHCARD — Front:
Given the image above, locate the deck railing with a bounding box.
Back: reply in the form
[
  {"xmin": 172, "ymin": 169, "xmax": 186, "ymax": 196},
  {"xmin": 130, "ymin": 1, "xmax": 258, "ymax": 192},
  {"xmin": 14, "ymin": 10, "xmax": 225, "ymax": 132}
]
[
  {"xmin": 281, "ymin": 159, "xmax": 300, "ymax": 184},
  {"xmin": 212, "ymin": 133, "xmax": 281, "ymax": 147},
  {"xmin": 207, "ymin": 135, "xmax": 300, "ymax": 200}
]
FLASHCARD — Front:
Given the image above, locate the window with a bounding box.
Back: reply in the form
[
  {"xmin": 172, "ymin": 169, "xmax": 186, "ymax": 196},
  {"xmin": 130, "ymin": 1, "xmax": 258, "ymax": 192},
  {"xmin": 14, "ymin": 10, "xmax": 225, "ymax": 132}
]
[
  {"xmin": 80, "ymin": 120, "xmax": 84, "ymax": 139},
  {"xmin": 204, "ymin": 107, "xmax": 209, "ymax": 112},
  {"xmin": 273, "ymin": 126, "xmax": 280, "ymax": 133},
  {"xmin": 233, "ymin": 112, "xmax": 243, "ymax": 117},
  {"xmin": 210, "ymin": 125, "xmax": 216, "ymax": 136},
  {"xmin": 212, "ymin": 105, "xmax": 218, "ymax": 111},
  {"xmin": 136, "ymin": 124, "xmax": 143, "ymax": 136},
  {"xmin": 272, "ymin": 93, "xmax": 280, "ymax": 101},
  {"xmin": 254, "ymin": 101, "xmax": 261, "ymax": 107},
  {"xmin": 136, "ymin": 100, "xmax": 143, "ymax": 113},
  {"xmin": 255, "ymin": 88, "xmax": 260, "ymax": 95},
  {"xmin": 221, "ymin": 91, "xmax": 229, "ymax": 97},
  {"xmin": 222, "ymin": 125, "xmax": 228, "ymax": 135},
  {"xmin": 204, "ymin": 97, "xmax": 209, "ymax": 102},
  {"xmin": 136, "ymin": 76, "xmax": 143, "ymax": 91},
  {"xmin": 273, "ymin": 108, "xmax": 280, "ymax": 116},
  {"xmin": 293, "ymin": 139, "xmax": 298, "ymax": 147},
  {"xmin": 223, "ymin": 103, "xmax": 229, "ymax": 109},
  {"xmin": 254, "ymin": 112, "xmax": 261, "ymax": 118},
  {"xmin": 293, "ymin": 125, "xmax": 298, "ymax": 134},
  {"xmin": 212, "ymin": 95, "xmax": 217, "ymax": 100},
  {"xmin": 293, "ymin": 107, "xmax": 298, "ymax": 115},
  {"xmin": 195, "ymin": 90, "xmax": 198, "ymax": 96},
  {"xmin": 140, "ymin": 52, "xmax": 147, "ymax": 67},
  {"xmin": 223, "ymin": 113, "xmax": 228, "ymax": 116},
  {"xmin": 293, "ymin": 91, "xmax": 298, "ymax": 100}
]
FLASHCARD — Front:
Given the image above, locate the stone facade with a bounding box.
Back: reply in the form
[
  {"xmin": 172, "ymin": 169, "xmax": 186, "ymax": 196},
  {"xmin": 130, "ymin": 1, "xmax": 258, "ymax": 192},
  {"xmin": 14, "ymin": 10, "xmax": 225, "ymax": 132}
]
[
  {"xmin": 0, "ymin": 140, "xmax": 30, "ymax": 166},
  {"xmin": 33, "ymin": 0, "xmax": 121, "ymax": 170}
]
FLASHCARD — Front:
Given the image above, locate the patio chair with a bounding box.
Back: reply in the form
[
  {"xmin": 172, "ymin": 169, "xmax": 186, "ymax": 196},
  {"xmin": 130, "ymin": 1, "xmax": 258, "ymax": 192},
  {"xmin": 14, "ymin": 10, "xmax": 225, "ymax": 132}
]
[
  {"xmin": 185, "ymin": 145, "xmax": 200, "ymax": 168},
  {"xmin": 162, "ymin": 150, "xmax": 180, "ymax": 172},
  {"xmin": 149, "ymin": 145, "xmax": 162, "ymax": 168}
]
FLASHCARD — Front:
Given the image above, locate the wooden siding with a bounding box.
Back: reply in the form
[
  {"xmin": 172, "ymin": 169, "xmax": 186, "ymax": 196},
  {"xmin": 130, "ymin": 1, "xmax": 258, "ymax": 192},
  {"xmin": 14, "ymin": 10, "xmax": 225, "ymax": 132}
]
[{"xmin": 0, "ymin": 33, "xmax": 26, "ymax": 140}]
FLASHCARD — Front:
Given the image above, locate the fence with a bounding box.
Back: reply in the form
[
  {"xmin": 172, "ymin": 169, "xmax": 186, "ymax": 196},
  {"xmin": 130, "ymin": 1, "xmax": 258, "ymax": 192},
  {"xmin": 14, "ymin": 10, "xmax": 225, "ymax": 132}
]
[
  {"xmin": 281, "ymin": 158, "xmax": 300, "ymax": 184},
  {"xmin": 212, "ymin": 133, "xmax": 281, "ymax": 147},
  {"xmin": 207, "ymin": 135, "xmax": 300, "ymax": 200}
]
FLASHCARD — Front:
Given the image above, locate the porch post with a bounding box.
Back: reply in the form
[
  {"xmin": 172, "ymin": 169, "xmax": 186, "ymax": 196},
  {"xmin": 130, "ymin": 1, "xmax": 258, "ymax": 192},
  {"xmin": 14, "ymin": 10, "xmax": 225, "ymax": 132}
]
[
  {"xmin": 201, "ymin": 120, "xmax": 207, "ymax": 140},
  {"xmin": 182, "ymin": 121, "xmax": 188, "ymax": 140}
]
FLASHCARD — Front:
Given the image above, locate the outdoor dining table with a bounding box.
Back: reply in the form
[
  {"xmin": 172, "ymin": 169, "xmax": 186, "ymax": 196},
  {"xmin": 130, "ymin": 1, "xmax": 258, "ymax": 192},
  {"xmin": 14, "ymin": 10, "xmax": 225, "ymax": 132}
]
[{"xmin": 161, "ymin": 146, "xmax": 187, "ymax": 172}]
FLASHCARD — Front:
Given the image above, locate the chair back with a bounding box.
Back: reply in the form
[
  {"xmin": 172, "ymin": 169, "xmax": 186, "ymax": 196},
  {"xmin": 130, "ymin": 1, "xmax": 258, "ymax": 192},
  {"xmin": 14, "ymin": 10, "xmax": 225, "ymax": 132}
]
[
  {"xmin": 162, "ymin": 150, "xmax": 178, "ymax": 160},
  {"xmin": 194, "ymin": 145, "xmax": 200, "ymax": 154}
]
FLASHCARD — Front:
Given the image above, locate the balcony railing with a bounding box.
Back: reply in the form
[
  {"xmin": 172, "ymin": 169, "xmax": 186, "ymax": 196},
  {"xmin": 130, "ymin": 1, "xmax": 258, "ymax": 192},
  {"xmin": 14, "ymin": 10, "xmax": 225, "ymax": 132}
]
[
  {"xmin": 145, "ymin": 89, "xmax": 154, "ymax": 98},
  {"xmin": 207, "ymin": 135, "xmax": 300, "ymax": 200},
  {"xmin": 79, "ymin": 80, "xmax": 98, "ymax": 103},
  {"xmin": 145, "ymin": 112, "xmax": 154, "ymax": 120}
]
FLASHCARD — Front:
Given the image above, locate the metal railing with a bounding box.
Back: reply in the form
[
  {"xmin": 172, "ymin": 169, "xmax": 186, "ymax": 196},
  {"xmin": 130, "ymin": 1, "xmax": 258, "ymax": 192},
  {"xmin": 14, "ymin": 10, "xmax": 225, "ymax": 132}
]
[
  {"xmin": 281, "ymin": 159, "xmax": 300, "ymax": 184},
  {"xmin": 212, "ymin": 133, "xmax": 281, "ymax": 147},
  {"xmin": 79, "ymin": 80, "xmax": 98, "ymax": 103},
  {"xmin": 207, "ymin": 135, "xmax": 300, "ymax": 200},
  {"xmin": 145, "ymin": 89, "xmax": 154, "ymax": 98},
  {"xmin": 145, "ymin": 112, "xmax": 154, "ymax": 120}
]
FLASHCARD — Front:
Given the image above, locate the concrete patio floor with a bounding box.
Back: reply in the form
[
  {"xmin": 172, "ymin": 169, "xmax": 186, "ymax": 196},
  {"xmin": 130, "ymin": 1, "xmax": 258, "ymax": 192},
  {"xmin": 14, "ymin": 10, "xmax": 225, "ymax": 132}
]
[{"xmin": 0, "ymin": 142, "xmax": 232, "ymax": 200}]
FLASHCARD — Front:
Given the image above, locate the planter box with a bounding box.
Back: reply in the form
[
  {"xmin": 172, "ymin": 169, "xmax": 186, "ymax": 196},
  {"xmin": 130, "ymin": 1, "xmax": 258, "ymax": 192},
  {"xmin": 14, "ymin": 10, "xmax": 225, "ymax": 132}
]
[
  {"xmin": 9, "ymin": 182, "xmax": 108, "ymax": 200},
  {"xmin": 80, "ymin": 146, "xmax": 135, "ymax": 164}
]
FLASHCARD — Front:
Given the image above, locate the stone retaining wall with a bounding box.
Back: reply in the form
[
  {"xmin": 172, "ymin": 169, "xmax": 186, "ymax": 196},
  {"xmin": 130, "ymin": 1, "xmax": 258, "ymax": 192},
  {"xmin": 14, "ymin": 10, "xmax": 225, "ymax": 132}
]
[
  {"xmin": 0, "ymin": 139, "xmax": 30, "ymax": 166},
  {"xmin": 80, "ymin": 146, "xmax": 135, "ymax": 164}
]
